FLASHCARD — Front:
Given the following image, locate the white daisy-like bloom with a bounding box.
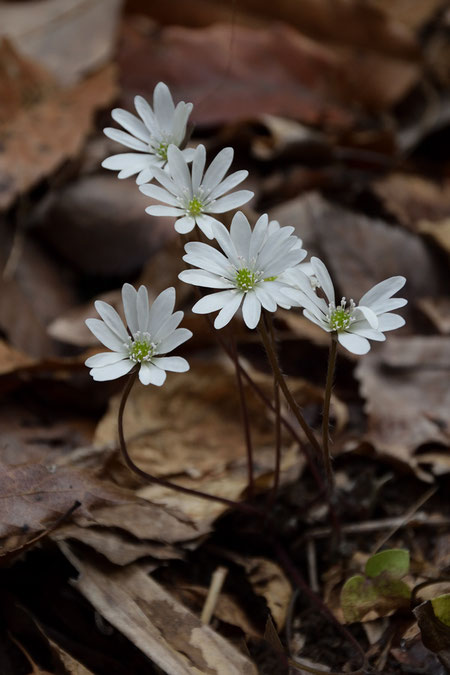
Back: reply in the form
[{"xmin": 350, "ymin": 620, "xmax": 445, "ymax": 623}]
[
  {"xmin": 178, "ymin": 211, "xmax": 307, "ymax": 329},
  {"xmin": 102, "ymin": 82, "xmax": 194, "ymax": 185},
  {"xmin": 290, "ymin": 257, "xmax": 407, "ymax": 355},
  {"xmin": 85, "ymin": 284, "xmax": 192, "ymax": 386},
  {"xmin": 139, "ymin": 144, "xmax": 254, "ymax": 239}
]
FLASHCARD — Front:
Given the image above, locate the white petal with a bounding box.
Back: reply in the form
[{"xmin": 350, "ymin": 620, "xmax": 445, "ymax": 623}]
[
  {"xmin": 183, "ymin": 242, "xmax": 231, "ymax": 276},
  {"xmin": 147, "ymin": 287, "xmax": 176, "ymax": 334},
  {"xmin": 338, "ymin": 332, "xmax": 370, "ymax": 355},
  {"xmin": 139, "ymin": 183, "xmax": 180, "ymax": 206},
  {"xmin": 122, "ymin": 283, "xmax": 139, "ymax": 335},
  {"xmin": 212, "ymin": 221, "xmax": 239, "ymax": 266},
  {"xmin": 311, "ymin": 257, "xmax": 335, "ymax": 305},
  {"xmin": 102, "ymin": 153, "xmax": 152, "ymax": 172},
  {"xmin": 374, "ymin": 297, "xmax": 408, "ymax": 313},
  {"xmin": 152, "ymin": 310, "xmax": 183, "ymax": 342},
  {"xmin": 192, "ymin": 144, "xmax": 206, "ymax": 193},
  {"xmin": 94, "ymin": 301, "xmax": 129, "ymax": 341},
  {"xmin": 179, "ymin": 269, "xmax": 234, "ymax": 289},
  {"xmin": 192, "ymin": 291, "xmax": 235, "ymax": 314},
  {"xmin": 171, "ymin": 102, "xmax": 193, "ymax": 145},
  {"xmin": 175, "ymin": 216, "xmax": 196, "ymax": 234},
  {"xmin": 202, "ymin": 147, "xmax": 234, "ymax": 192},
  {"xmin": 249, "ymin": 214, "xmax": 270, "ymax": 260},
  {"xmin": 359, "ymin": 276, "xmax": 406, "ymax": 309},
  {"xmin": 207, "ymin": 190, "xmax": 254, "ymax": 213},
  {"xmin": 349, "ymin": 326, "xmax": 386, "ymax": 341},
  {"xmin": 303, "ymin": 309, "xmax": 330, "ymax": 331},
  {"xmin": 254, "ymin": 285, "xmax": 277, "ymax": 312},
  {"xmin": 152, "ymin": 356, "xmax": 189, "ymax": 372},
  {"xmin": 167, "ymin": 144, "xmax": 192, "ymax": 194},
  {"xmin": 242, "ymin": 292, "xmax": 262, "ymax": 329},
  {"xmin": 91, "ymin": 359, "xmax": 134, "ymax": 381},
  {"xmin": 153, "ymin": 82, "xmax": 175, "ymax": 131},
  {"xmin": 230, "ymin": 211, "xmax": 252, "ymax": 259},
  {"xmin": 377, "ymin": 313, "xmax": 405, "ymax": 331},
  {"xmin": 136, "ymin": 286, "xmax": 149, "ymax": 332},
  {"xmin": 136, "ymin": 166, "xmax": 158, "ymax": 185},
  {"xmin": 103, "ymin": 128, "xmax": 149, "ymax": 152},
  {"xmin": 151, "ymin": 166, "xmax": 180, "ymax": 196},
  {"xmin": 354, "ymin": 305, "xmax": 378, "ymax": 329},
  {"xmin": 146, "ymin": 205, "xmax": 185, "ymax": 217},
  {"xmin": 195, "ymin": 214, "xmax": 221, "ymax": 239},
  {"xmin": 85, "ymin": 318, "xmax": 126, "ymax": 352},
  {"xmin": 134, "ymin": 95, "xmax": 157, "ymax": 133},
  {"xmin": 207, "ymin": 170, "xmax": 248, "ymax": 201},
  {"xmin": 214, "ymin": 292, "xmax": 243, "ymax": 329},
  {"xmin": 111, "ymin": 109, "xmax": 151, "ymax": 143},
  {"xmin": 139, "ymin": 363, "xmax": 166, "ymax": 386},
  {"xmin": 157, "ymin": 328, "xmax": 192, "ymax": 353},
  {"xmin": 85, "ymin": 352, "xmax": 127, "ymax": 367}
]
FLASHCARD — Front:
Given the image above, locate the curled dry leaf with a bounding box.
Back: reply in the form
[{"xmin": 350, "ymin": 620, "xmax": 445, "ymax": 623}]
[
  {"xmin": 62, "ymin": 549, "xmax": 258, "ymax": 675},
  {"xmin": 356, "ymin": 336, "xmax": 450, "ymax": 479}
]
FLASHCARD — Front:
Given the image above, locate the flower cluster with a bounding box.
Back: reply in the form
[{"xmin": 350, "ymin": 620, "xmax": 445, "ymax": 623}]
[{"xmin": 86, "ymin": 81, "xmax": 408, "ymax": 387}]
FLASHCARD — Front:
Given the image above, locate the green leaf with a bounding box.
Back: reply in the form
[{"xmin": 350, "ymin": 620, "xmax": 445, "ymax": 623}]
[
  {"xmin": 365, "ymin": 549, "xmax": 409, "ymax": 579},
  {"xmin": 341, "ymin": 575, "xmax": 379, "ymax": 623},
  {"xmin": 431, "ymin": 594, "xmax": 450, "ymax": 627}
]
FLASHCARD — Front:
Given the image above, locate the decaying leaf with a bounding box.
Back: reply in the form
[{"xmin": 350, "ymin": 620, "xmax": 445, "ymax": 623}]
[
  {"xmin": 1, "ymin": 0, "xmax": 123, "ymax": 85},
  {"xmin": 0, "ymin": 52, "xmax": 117, "ymax": 210},
  {"xmin": 241, "ymin": 557, "xmax": 292, "ymax": 631},
  {"xmin": 413, "ymin": 599, "xmax": 450, "ymax": 670},
  {"xmin": 94, "ymin": 359, "xmax": 308, "ymax": 526},
  {"xmin": 356, "ymin": 336, "xmax": 450, "ymax": 478},
  {"xmin": 62, "ymin": 548, "xmax": 258, "ymax": 675}
]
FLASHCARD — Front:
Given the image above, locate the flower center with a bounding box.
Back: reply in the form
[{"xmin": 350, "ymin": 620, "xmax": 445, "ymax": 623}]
[
  {"xmin": 236, "ymin": 268, "xmax": 257, "ymax": 291},
  {"xmin": 187, "ymin": 196, "xmax": 204, "ymax": 217},
  {"xmin": 328, "ymin": 298, "xmax": 355, "ymax": 332},
  {"xmin": 157, "ymin": 142, "xmax": 169, "ymax": 160},
  {"xmin": 127, "ymin": 331, "xmax": 156, "ymax": 363}
]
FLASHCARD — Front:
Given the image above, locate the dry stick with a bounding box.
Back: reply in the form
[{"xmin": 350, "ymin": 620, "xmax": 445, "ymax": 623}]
[
  {"xmin": 228, "ymin": 328, "xmax": 254, "ymax": 497},
  {"xmin": 117, "ymin": 369, "xmax": 261, "ymax": 518},
  {"xmin": 322, "ymin": 337, "xmax": 337, "ymax": 491}
]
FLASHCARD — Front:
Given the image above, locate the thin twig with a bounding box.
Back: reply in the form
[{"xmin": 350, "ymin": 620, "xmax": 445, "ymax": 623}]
[{"xmin": 201, "ymin": 566, "xmax": 228, "ymax": 625}]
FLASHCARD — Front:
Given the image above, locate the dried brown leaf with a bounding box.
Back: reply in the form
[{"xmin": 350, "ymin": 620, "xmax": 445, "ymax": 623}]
[
  {"xmin": 63, "ymin": 549, "xmax": 258, "ymax": 675},
  {"xmin": 2, "ymin": 0, "xmax": 123, "ymax": 85},
  {"xmin": 0, "ymin": 59, "xmax": 117, "ymax": 210},
  {"xmin": 356, "ymin": 336, "xmax": 450, "ymax": 478}
]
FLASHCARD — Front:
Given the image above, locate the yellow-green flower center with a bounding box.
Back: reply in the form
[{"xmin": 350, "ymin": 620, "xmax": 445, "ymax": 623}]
[
  {"xmin": 128, "ymin": 332, "xmax": 156, "ymax": 363},
  {"xmin": 236, "ymin": 268, "xmax": 257, "ymax": 291},
  {"xmin": 157, "ymin": 142, "xmax": 169, "ymax": 160},
  {"xmin": 264, "ymin": 276, "xmax": 277, "ymax": 282},
  {"xmin": 187, "ymin": 196, "xmax": 204, "ymax": 217},
  {"xmin": 329, "ymin": 307, "xmax": 351, "ymax": 331}
]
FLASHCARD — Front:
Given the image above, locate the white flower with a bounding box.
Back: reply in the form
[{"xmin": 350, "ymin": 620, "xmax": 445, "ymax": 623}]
[
  {"xmin": 178, "ymin": 212, "xmax": 307, "ymax": 329},
  {"xmin": 85, "ymin": 284, "xmax": 192, "ymax": 385},
  {"xmin": 291, "ymin": 257, "xmax": 407, "ymax": 355},
  {"xmin": 139, "ymin": 144, "xmax": 254, "ymax": 239},
  {"xmin": 102, "ymin": 82, "xmax": 194, "ymax": 185}
]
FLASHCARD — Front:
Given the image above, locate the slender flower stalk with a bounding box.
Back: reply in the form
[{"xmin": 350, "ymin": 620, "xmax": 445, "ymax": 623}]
[
  {"xmin": 267, "ymin": 316, "xmax": 281, "ymax": 508},
  {"xmin": 322, "ymin": 336, "xmax": 338, "ymax": 490},
  {"xmin": 258, "ymin": 315, "xmax": 322, "ymax": 458},
  {"xmin": 229, "ymin": 329, "xmax": 255, "ymax": 497},
  {"xmin": 102, "ymin": 82, "xmax": 194, "ymax": 184}
]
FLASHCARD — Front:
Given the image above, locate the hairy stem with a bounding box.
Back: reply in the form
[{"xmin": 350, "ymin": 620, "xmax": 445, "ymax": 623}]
[
  {"xmin": 229, "ymin": 329, "xmax": 254, "ymax": 496},
  {"xmin": 322, "ymin": 336, "xmax": 337, "ymax": 490},
  {"xmin": 258, "ymin": 316, "xmax": 322, "ymax": 457}
]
